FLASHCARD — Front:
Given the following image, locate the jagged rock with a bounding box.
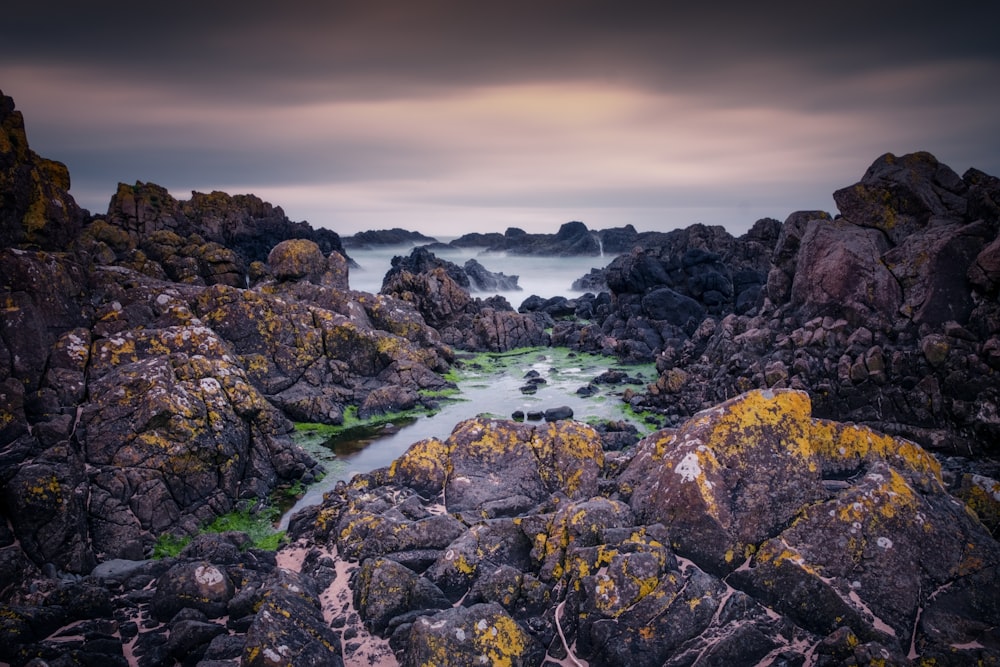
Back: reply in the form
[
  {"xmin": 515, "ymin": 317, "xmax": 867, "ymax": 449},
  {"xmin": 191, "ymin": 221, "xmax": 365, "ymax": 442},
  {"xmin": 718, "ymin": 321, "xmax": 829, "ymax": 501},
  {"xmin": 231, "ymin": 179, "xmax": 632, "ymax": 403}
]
[
  {"xmin": 0, "ymin": 249, "xmax": 91, "ymax": 392},
  {"xmin": 382, "ymin": 250, "xmax": 549, "ymax": 352},
  {"xmin": 463, "ymin": 258, "xmax": 520, "ymax": 291},
  {"xmin": 81, "ymin": 326, "xmax": 316, "ymax": 560},
  {"xmin": 0, "ymin": 91, "xmax": 86, "ymax": 250},
  {"xmin": 242, "ymin": 569, "xmax": 344, "ymax": 667},
  {"xmin": 383, "ymin": 265, "xmax": 473, "ymax": 328},
  {"xmin": 833, "ymin": 151, "xmax": 968, "ymax": 245}
]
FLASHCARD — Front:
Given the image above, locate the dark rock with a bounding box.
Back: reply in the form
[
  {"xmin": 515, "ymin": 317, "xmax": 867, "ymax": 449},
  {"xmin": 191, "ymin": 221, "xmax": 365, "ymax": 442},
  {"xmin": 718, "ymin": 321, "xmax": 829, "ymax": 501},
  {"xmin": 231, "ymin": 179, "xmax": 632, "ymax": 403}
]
[
  {"xmin": 0, "ymin": 91, "xmax": 86, "ymax": 250},
  {"xmin": 463, "ymin": 258, "xmax": 520, "ymax": 291},
  {"xmin": 543, "ymin": 406, "xmax": 574, "ymax": 422},
  {"xmin": 833, "ymin": 151, "xmax": 968, "ymax": 245},
  {"xmin": 242, "ymin": 569, "xmax": 343, "ymax": 667},
  {"xmin": 150, "ymin": 561, "xmax": 235, "ymax": 621},
  {"xmin": 344, "ymin": 228, "xmax": 437, "ymax": 247},
  {"xmin": 403, "ymin": 602, "xmax": 545, "ymax": 667}
]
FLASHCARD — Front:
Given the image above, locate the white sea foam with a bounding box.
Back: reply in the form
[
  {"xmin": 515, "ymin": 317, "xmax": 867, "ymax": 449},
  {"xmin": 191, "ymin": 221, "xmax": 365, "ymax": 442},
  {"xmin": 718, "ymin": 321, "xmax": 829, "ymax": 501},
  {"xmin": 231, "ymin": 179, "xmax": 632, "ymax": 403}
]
[{"xmin": 346, "ymin": 242, "xmax": 616, "ymax": 301}]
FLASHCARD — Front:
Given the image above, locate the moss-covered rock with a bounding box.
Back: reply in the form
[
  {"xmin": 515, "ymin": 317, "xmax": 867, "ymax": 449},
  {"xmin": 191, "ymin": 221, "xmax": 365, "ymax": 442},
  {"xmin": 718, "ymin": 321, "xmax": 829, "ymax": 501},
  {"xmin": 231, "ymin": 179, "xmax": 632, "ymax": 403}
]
[
  {"xmin": 0, "ymin": 92, "xmax": 85, "ymax": 250},
  {"xmin": 267, "ymin": 238, "xmax": 328, "ymax": 282},
  {"xmin": 403, "ymin": 602, "xmax": 545, "ymax": 667}
]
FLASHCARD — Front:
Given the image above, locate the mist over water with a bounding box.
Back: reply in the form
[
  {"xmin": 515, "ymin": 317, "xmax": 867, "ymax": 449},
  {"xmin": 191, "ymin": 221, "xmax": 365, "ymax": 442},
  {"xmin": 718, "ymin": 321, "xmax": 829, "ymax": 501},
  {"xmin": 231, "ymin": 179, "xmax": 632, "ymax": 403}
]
[{"xmin": 346, "ymin": 242, "xmax": 616, "ymax": 302}]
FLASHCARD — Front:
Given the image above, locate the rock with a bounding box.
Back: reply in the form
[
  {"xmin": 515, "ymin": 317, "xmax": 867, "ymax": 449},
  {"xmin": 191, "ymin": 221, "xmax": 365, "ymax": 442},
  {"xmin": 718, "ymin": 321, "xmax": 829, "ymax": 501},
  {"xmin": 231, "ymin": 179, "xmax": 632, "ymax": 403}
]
[
  {"xmin": 641, "ymin": 287, "xmax": 706, "ymax": 333},
  {"xmin": 267, "ymin": 239, "xmax": 328, "ymax": 282},
  {"xmin": 242, "ymin": 569, "xmax": 344, "ymax": 667},
  {"xmin": 150, "ymin": 561, "xmax": 235, "ymax": 621},
  {"xmin": 344, "ymin": 228, "xmax": 438, "ymax": 247},
  {"xmin": 543, "ymin": 405, "xmax": 574, "ymax": 422},
  {"xmin": 441, "ymin": 418, "xmax": 603, "ymax": 514},
  {"xmin": 463, "ymin": 258, "xmax": 520, "ymax": 291},
  {"xmin": 355, "ymin": 557, "xmax": 449, "ymax": 634},
  {"xmin": 450, "ymin": 220, "xmax": 603, "ymax": 256},
  {"xmin": 402, "ymin": 602, "xmax": 545, "ymax": 667},
  {"xmin": 883, "ymin": 220, "xmax": 991, "ymax": 326},
  {"xmin": 968, "ymin": 234, "xmax": 1000, "ymax": 294},
  {"xmin": 833, "ymin": 151, "xmax": 968, "ymax": 245},
  {"xmin": 789, "ymin": 218, "xmax": 901, "ymax": 328},
  {"xmin": 622, "ymin": 389, "xmax": 999, "ymax": 653},
  {"xmin": 0, "ymin": 91, "xmax": 85, "ymax": 250}
]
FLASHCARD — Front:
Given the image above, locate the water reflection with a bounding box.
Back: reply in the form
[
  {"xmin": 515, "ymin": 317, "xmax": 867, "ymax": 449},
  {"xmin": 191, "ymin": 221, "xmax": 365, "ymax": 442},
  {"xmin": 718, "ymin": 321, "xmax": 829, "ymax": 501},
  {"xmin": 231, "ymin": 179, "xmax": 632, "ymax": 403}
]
[{"xmin": 280, "ymin": 350, "xmax": 654, "ymax": 527}]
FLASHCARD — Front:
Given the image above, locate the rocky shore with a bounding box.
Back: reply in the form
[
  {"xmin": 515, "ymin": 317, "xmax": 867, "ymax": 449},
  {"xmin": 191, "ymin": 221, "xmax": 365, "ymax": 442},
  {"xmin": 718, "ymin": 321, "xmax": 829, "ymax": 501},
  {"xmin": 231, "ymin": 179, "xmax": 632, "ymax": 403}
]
[{"xmin": 2, "ymin": 88, "xmax": 999, "ymax": 666}]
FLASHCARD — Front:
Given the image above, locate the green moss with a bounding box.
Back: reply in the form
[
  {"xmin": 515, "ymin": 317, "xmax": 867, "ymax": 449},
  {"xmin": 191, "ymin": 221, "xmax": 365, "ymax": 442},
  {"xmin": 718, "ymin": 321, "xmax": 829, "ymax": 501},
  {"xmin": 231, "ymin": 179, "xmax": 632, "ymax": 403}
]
[
  {"xmin": 153, "ymin": 504, "xmax": 287, "ymax": 558},
  {"xmin": 153, "ymin": 533, "xmax": 192, "ymax": 558}
]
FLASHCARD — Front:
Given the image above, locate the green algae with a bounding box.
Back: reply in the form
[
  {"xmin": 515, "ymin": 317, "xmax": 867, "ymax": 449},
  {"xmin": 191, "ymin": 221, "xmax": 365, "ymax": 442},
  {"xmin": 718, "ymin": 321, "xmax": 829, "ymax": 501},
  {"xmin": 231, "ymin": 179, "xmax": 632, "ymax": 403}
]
[{"xmin": 152, "ymin": 503, "xmax": 287, "ymax": 558}]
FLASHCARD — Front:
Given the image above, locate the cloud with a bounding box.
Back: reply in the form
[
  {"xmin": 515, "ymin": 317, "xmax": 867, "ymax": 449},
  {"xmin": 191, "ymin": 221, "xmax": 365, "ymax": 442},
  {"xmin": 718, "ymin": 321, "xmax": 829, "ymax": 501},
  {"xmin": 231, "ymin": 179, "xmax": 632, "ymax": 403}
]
[{"xmin": 2, "ymin": 1, "xmax": 999, "ymax": 235}]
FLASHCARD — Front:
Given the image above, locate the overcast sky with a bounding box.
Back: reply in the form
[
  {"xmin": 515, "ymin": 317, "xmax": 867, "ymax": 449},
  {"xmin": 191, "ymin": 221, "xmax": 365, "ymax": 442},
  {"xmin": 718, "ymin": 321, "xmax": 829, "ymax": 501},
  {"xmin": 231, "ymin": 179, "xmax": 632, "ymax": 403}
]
[{"xmin": 3, "ymin": 1, "xmax": 999, "ymax": 237}]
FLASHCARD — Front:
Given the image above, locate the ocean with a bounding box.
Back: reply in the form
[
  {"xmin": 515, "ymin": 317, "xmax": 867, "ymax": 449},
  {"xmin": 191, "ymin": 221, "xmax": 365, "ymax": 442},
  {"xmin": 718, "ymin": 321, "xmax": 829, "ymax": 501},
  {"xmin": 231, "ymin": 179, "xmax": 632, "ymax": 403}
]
[{"xmin": 345, "ymin": 242, "xmax": 616, "ymax": 302}]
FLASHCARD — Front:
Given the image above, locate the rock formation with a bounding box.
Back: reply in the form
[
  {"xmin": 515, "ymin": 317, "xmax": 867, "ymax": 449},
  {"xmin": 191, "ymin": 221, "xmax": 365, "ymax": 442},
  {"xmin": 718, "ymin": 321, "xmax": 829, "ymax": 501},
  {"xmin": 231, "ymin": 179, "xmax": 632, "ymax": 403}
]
[
  {"xmin": 342, "ymin": 227, "xmax": 438, "ymax": 248},
  {"xmin": 1, "ymin": 87, "xmax": 998, "ymax": 667},
  {"xmin": 0, "ymin": 90, "xmax": 453, "ymax": 577},
  {"xmin": 281, "ymin": 391, "xmax": 995, "ymax": 666},
  {"xmin": 381, "ymin": 247, "xmax": 546, "ymax": 351},
  {"xmin": 450, "ymin": 220, "xmax": 642, "ymax": 256},
  {"xmin": 550, "ymin": 153, "xmax": 1000, "ymax": 459}
]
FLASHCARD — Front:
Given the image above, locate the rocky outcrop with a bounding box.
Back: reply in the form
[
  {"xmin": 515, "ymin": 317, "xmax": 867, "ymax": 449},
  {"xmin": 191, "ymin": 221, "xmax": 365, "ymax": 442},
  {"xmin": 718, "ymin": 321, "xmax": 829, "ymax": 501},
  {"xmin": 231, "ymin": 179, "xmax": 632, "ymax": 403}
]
[
  {"xmin": 552, "ymin": 153, "xmax": 999, "ymax": 456},
  {"xmin": 3, "ymin": 391, "xmax": 996, "ymax": 665},
  {"xmin": 0, "ymin": 93, "xmax": 456, "ymax": 579},
  {"xmin": 343, "ymin": 228, "xmax": 438, "ymax": 248},
  {"xmin": 382, "ymin": 245, "xmax": 520, "ymax": 293},
  {"xmin": 450, "ymin": 220, "xmax": 643, "ymax": 256},
  {"xmin": 228, "ymin": 390, "xmax": 998, "ymax": 666},
  {"xmin": 0, "ymin": 92, "xmax": 86, "ymax": 250},
  {"xmin": 382, "ymin": 248, "xmax": 547, "ymax": 352},
  {"xmin": 86, "ymin": 181, "xmax": 352, "ymax": 286}
]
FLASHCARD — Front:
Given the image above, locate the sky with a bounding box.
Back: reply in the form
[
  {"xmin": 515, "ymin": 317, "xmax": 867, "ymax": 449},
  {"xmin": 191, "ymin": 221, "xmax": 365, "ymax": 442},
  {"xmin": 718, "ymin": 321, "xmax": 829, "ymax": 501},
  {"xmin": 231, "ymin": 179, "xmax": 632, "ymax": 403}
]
[{"xmin": 3, "ymin": 1, "xmax": 999, "ymax": 237}]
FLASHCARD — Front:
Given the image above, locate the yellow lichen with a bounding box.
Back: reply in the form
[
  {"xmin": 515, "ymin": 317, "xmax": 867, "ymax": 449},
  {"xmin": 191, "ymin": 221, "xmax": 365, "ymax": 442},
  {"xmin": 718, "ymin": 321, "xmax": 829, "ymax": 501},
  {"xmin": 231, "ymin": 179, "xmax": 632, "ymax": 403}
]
[{"xmin": 472, "ymin": 614, "xmax": 528, "ymax": 667}]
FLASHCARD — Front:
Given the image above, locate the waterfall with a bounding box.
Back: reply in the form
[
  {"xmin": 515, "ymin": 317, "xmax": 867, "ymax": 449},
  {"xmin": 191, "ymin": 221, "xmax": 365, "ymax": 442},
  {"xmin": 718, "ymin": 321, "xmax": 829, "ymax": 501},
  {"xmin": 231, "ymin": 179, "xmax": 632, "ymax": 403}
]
[{"xmin": 592, "ymin": 232, "xmax": 604, "ymax": 257}]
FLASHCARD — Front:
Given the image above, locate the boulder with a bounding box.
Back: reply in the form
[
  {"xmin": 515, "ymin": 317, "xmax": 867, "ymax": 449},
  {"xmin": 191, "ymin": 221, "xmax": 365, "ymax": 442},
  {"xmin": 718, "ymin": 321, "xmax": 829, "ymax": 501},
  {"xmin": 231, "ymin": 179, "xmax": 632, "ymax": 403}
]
[
  {"xmin": 150, "ymin": 560, "xmax": 235, "ymax": 621},
  {"xmin": 402, "ymin": 602, "xmax": 545, "ymax": 667},
  {"xmin": 241, "ymin": 569, "xmax": 344, "ymax": 667},
  {"xmin": 789, "ymin": 218, "xmax": 901, "ymax": 328},
  {"xmin": 267, "ymin": 238, "xmax": 328, "ymax": 282},
  {"xmin": 621, "ymin": 389, "xmax": 999, "ymax": 651},
  {"xmin": 833, "ymin": 151, "xmax": 968, "ymax": 245}
]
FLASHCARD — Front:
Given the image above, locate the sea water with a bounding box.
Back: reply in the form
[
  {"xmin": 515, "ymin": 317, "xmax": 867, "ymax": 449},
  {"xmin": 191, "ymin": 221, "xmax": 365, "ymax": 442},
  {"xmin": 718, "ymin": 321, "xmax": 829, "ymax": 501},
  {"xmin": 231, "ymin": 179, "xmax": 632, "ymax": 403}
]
[
  {"xmin": 346, "ymin": 242, "xmax": 616, "ymax": 302},
  {"xmin": 280, "ymin": 348, "xmax": 656, "ymax": 527},
  {"xmin": 278, "ymin": 244, "xmax": 629, "ymax": 525}
]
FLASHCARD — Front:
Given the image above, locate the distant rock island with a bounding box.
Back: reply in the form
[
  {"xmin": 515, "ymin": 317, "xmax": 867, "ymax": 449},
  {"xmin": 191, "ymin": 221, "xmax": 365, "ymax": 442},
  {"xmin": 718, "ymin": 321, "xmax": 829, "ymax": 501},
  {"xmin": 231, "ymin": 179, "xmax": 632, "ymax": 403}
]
[
  {"xmin": 344, "ymin": 219, "xmax": 653, "ymax": 257},
  {"xmin": 2, "ymin": 88, "xmax": 999, "ymax": 666}
]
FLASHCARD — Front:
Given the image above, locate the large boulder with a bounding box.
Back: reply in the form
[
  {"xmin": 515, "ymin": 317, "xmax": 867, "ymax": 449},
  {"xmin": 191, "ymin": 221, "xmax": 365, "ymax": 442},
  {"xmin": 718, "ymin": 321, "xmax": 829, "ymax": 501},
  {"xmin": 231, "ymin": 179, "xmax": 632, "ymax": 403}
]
[
  {"xmin": 789, "ymin": 217, "xmax": 901, "ymax": 328},
  {"xmin": 267, "ymin": 239, "xmax": 328, "ymax": 283},
  {"xmin": 81, "ymin": 324, "xmax": 316, "ymax": 560},
  {"xmin": 833, "ymin": 151, "xmax": 969, "ymax": 245},
  {"xmin": 621, "ymin": 389, "xmax": 999, "ymax": 650}
]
